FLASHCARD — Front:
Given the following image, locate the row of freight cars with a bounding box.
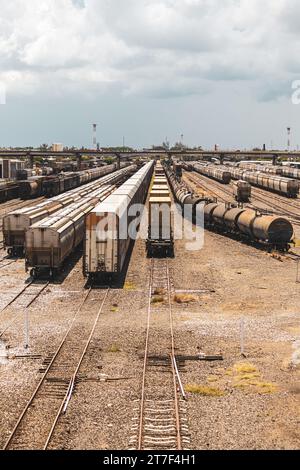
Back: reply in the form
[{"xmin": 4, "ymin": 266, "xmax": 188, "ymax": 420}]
[
  {"xmin": 166, "ymin": 164, "xmax": 294, "ymax": 251},
  {"xmin": 20, "ymin": 163, "xmax": 124, "ymax": 199},
  {"xmin": 184, "ymin": 162, "xmax": 299, "ymax": 198},
  {"xmin": 0, "ymin": 163, "xmax": 125, "ymax": 202},
  {"xmin": 2, "ymin": 160, "xmax": 296, "ymax": 280},
  {"xmin": 237, "ymin": 162, "xmax": 300, "ymax": 180},
  {"xmin": 5, "ymin": 162, "xmax": 155, "ymax": 279},
  {"xmin": 3, "ymin": 166, "xmax": 136, "ymax": 258}
]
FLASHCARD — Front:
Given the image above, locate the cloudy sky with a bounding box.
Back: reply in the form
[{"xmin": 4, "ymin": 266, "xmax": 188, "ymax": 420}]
[{"xmin": 0, "ymin": 0, "xmax": 299, "ymax": 149}]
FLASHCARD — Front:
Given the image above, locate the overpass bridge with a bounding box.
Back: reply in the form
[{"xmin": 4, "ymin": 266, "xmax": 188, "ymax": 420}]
[{"xmin": 0, "ymin": 149, "xmax": 300, "ymax": 170}]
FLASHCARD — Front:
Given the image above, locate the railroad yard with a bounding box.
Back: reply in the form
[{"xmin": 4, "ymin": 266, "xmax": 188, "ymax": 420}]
[{"xmin": 0, "ymin": 159, "xmax": 300, "ymax": 451}]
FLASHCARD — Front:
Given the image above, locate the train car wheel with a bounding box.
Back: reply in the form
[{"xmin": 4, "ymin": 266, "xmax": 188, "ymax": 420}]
[{"xmin": 30, "ymin": 268, "xmax": 37, "ymax": 279}]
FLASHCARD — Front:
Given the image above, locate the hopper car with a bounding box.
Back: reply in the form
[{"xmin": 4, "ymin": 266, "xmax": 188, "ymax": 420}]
[
  {"xmin": 25, "ymin": 185, "xmax": 116, "ymax": 278},
  {"xmin": 281, "ymin": 167, "xmax": 300, "ymax": 180},
  {"xmin": 188, "ymin": 163, "xmax": 231, "ymax": 184}
]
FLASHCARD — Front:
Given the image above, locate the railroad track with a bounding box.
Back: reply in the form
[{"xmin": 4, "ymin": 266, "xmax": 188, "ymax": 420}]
[
  {"xmin": 250, "ymin": 191, "xmax": 300, "ymax": 226},
  {"xmin": 2, "ymin": 286, "xmax": 109, "ymax": 450},
  {"xmin": 184, "ymin": 172, "xmax": 232, "ymax": 202},
  {"xmin": 0, "ymin": 258, "xmax": 17, "ymax": 269},
  {"xmin": 0, "ymin": 281, "xmax": 50, "ymax": 339},
  {"xmin": 0, "ymin": 280, "xmax": 50, "ymax": 315},
  {"xmin": 129, "ymin": 259, "xmax": 189, "ymax": 451}
]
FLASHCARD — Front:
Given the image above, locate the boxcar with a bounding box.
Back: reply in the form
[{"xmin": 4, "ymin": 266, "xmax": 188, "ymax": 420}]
[{"xmin": 83, "ymin": 161, "xmax": 154, "ymax": 278}]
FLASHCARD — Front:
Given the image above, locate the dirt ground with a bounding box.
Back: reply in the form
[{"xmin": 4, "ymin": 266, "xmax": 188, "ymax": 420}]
[{"xmin": 0, "ymin": 190, "xmax": 299, "ymax": 450}]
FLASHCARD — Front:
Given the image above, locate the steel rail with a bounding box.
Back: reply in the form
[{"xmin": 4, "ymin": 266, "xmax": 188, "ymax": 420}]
[
  {"xmin": 166, "ymin": 260, "xmax": 182, "ymax": 450},
  {"xmin": 2, "ymin": 287, "xmax": 93, "ymax": 450},
  {"xmin": 137, "ymin": 259, "xmax": 184, "ymax": 451},
  {"xmin": 137, "ymin": 259, "xmax": 154, "ymax": 450},
  {"xmin": 43, "ymin": 288, "xmax": 110, "ymax": 450},
  {"xmin": 0, "ymin": 281, "xmax": 34, "ymax": 314},
  {"xmin": 0, "ymin": 282, "xmax": 50, "ymax": 339}
]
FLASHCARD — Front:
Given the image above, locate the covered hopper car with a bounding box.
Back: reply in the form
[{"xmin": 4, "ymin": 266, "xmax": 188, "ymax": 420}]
[{"xmin": 25, "ymin": 186, "xmax": 116, "ymax": 278}]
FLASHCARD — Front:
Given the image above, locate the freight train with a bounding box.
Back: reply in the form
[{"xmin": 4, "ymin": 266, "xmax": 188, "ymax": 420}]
[
  {"xmin": 184, "ymin": 162, "xmax": 231, "ymax": 184},
  {"xmin": 227, "ymin": 168, "xmax": 299, "ymax": 198},
  {"xmin": 146, "ymin": 162, "xmax": 174, "ymax": 257},
  {"xmin": 19, "ymin": 163, "xmax": 121, "ymax": 199},
  {"xmin": 237, "ymin": 162, "xmax": 300, "ymax": 180},
  {"xmin": 167, "ymin": 165, "xmax": 294, "ymax": 250},
  {"xmin": 3, "ymin": 165, "xmax": 137, "ymax": 256},
  {"xmin": 233, "ymin": 180, "xmax": 251, "ymax": 203},
  {"xmin": 165, "ymin": 165, "xmax": 210, "ymax": 217},
  {"xmin": 83, "ymin": 161, "xmax": 154, "ymax": 278}
]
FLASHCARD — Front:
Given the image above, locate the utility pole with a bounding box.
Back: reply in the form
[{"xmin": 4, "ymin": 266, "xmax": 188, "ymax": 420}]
[
  {"xmin": 287, "ymin": 127, "xmax": 291, "ymax": 153},
  {"xmin": 92, "ymin": 124, "xmax": 97, "ymax": 150}
]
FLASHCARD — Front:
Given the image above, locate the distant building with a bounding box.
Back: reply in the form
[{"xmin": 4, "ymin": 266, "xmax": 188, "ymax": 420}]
[
  {"xmin": 0, "ymin": 158, "xmax": 25, "ymax": 179},
  {"xmin": 52, "ymin": 143, "xmax": 64, "ymax": 152}
]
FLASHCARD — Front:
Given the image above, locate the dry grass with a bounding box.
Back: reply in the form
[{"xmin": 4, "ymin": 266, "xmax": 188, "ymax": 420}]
[
  {"xmin": 185, "ymin": 384, "xmax": 225, "ymax": 397},
  {"xmin": 151, "ymin": 295, "xmax": 165, "ymax": 304},
  {"xmin": 207, "ymin": 376, "xmax": 219, "ymax": 383},
  {"xmin": 173, "ymin": 293, "xmax": 199, "ymax": 304},
  {"xmin": 153, "ymin": 288, "xmax": 166, "ymax": 296},
  {"xmin": 237, "ymin": 372, "xmax": 261, "ymax": 381},
  {"xmin": 233, "ymin": 362, "xmax": 258, "ymax": 374},
  {"xmin": 230, "ymin": 362, "xmax": 278, "ymax": 394},
  {"xmin": 252, "ymin": 381, "xmax": 278, "ymax": 394},
  {"xmin": 124, "ymin": 281, "xmax": 136, "ymax": 291}
]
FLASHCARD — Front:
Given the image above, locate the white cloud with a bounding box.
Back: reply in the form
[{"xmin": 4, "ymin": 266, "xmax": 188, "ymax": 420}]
[{"xmin": 0, "ymin": 0, "xmax": 298, "ymax": 100}]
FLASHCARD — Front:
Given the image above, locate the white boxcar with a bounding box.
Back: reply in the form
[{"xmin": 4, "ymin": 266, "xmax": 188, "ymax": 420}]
[{"xmin": 84, "ymin": 161, "xmax": 154, "ymax": 277}]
